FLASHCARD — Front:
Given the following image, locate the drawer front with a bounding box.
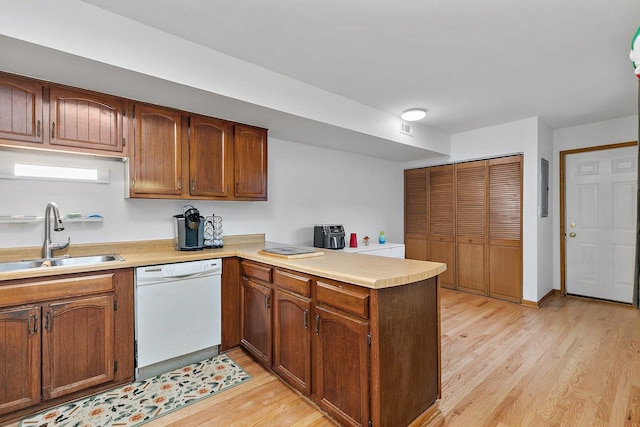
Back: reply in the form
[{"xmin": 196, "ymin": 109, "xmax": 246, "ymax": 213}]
[
  {"xmin": 316, "ymin": 280, "xmax": 369, "ymax": 319},
  {"xmin": 241, "ymin": 260, "xmax": 273, "ymax": 284},
  {"xmin": 0, "ymin": 273, "xmax": 115, "ymax": 307},
  {"xmin": 274, "ymin": 269, "xmax": 311, "ymax": 297}
]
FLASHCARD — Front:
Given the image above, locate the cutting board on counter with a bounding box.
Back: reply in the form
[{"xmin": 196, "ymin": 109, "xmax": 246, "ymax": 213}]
[{"xmin": 258, "ymin": 247, "xmax": 324, "ymax": 259}]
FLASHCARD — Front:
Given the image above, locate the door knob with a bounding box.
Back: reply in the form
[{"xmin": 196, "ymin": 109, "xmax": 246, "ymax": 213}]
[{"xmin": 569, "ymin": 232, "xmax": 576, "ymax": 238}]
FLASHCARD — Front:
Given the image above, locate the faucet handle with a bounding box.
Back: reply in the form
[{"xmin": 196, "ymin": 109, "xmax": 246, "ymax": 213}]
[{"xmin": 51, "ymin": 237, "xmax": 70, "ymax": 251}]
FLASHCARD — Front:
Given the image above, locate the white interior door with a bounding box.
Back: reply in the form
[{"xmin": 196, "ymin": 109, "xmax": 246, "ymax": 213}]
[{"xmin": 565, "ymin": 145, "xmax": 637, "ymax": 303}]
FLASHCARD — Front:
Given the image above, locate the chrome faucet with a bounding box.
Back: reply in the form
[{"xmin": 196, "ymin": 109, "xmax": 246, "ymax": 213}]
[{"xmin": 42, "ymin": 202, "xmax": 70, "ymax": 259}]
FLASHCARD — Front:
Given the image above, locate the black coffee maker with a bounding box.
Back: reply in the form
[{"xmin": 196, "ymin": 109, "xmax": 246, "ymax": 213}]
[{"xmin": 173, "ymin": 205, "xmax": 204, "ymax": 250}]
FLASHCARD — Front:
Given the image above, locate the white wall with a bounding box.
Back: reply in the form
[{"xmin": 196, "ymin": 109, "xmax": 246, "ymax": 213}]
[
  {"xmin": 0, "ymin": 138, "xmax": 404, "ymax": 249},
  {"xmin": 537, "ymin": 121, "xmax": 554, "ymax": 300},
  {"xmin": 403, "ymin": 117, "xmax": 542, "ymax": 302},
  {"xmin": 551, "ymin": 115, "xmax": 638, "ymax": 290}
]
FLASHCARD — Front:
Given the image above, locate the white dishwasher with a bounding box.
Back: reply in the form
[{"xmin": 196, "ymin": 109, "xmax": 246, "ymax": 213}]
[{"xmin": 135, "ymin": 259, "xmax": 222, "ymax": 380}]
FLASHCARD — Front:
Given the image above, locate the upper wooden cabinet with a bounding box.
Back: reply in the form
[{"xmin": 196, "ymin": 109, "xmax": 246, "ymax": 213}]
[
  {"xmin": 128, "ymin": 108, "xmax": 268, "ymax": 201},
  {"xmin": 0, "ymin": 72, "xmax": 268, "ymax": 202},
  {"xmin": 0, "ymin": 74, "xmax": 44, "ymax": 144},
  {"xmin": 189, "ymin": 115, "xmax": 234, "ymax": 198},
  {"xmin": 130, "ymin": 104, "xmax": 183, "ymax": 197},
  {"xmin": 234, "ymin": 124, "xmax": 268, "ymax": 200},
  {"xmin": 49, "ymin": 87, "xmax": 124, "ymax": 152}
]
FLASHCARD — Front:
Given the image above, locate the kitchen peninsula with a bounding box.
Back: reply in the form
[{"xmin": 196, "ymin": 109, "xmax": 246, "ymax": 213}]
[{"xmin": 0, "ymin": 234, "xmax": 446, "ymax": 427}]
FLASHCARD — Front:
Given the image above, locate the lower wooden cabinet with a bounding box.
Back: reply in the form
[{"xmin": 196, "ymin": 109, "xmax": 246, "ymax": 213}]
[
  {"xmin": 0, "ymin": 269, "xmax": 134, "ymax": 423},
  {"xmin": 240, "ymin": 278, "xmax": 272, "ymax": 366},
  {"xmin": 313, "ymin": 304, "xmax": 370, "ymax": 427},
  {"xmin": 273, "ymin": 288, "xmax": 312, "ymax": 396},
  {"xmin": 0, "ymin": 305, "xmax": 40, "ymax": 414},
  {"xmin": 240, "ymin": 261, "xmax": 273, "ymax": 366},
  {"xmin": 238, "ymin": 259, "xmax": 441, "ymax": 427},
  {"xmin": 42, "ymin": 294, "xmax": 115, "ymax": 400}
]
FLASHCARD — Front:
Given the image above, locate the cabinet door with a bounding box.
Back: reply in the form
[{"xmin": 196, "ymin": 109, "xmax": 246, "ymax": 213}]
[
  {"xmin": 429, "ymin": 165, "xmax": 456, "ymax": 289},
  {"xmin": 42, "ymin": 294, "xmax": 115, "ymax": 400},
  {"xmin": 189, "ymin": 115, "xmax": 234, "ymax": 198},
  {"xmin": 132, "ymin": 104, "xmax": 182, "ymax": 196},
  {"xmin": 314, "ymin": 305, "xmax": 370, "ymax": 427},
  {"xmin": 273, "ymin": 289, "xmax": 311, "ymax": 396},
  {"xmin": 0, "ymin": 305, "xmax": 41, "ymax": 415},
  {"xmin": 404, "ymin": 168, "xmax": 429, "ymax": 261},
  {"xmin": 456, "ymin": 160, "xmax": 487, "ymax": 295},
  {"xmin": 0, "ymin": 74, "xmax": 44, "ymax": 144},
  {"xmin": 240, "ymin": 278, "xmax": 272, "ymax": 366},
  {"xmin": 488, "ymin": 155, "xmax": 523, "ymax": 302},
  {"xmin": 234, "ymin": 124, "xmax": 267, "ymax": 200},
  {"xmin": 49, "ymin": 86, "xmax": 123, "ymax": 152}
]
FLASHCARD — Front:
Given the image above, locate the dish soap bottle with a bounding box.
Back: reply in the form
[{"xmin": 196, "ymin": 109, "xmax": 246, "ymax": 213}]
[{"xmin": 378, "ymin": 231, "xmax": 386, "ymax": 244}]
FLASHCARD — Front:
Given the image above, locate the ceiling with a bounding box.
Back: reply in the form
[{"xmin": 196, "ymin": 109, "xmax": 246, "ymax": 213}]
[{"xmin": 80, "ymin": 0, "xmax": 640, "ymax": 135}]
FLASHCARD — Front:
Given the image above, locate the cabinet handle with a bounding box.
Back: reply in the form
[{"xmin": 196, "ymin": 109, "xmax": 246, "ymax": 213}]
[
  {"xmin": 36, "ymin": 120, "xmax": 41, "ymax": 137},
  {"xmin": 315, "ymin": 315, "xmax": 320, "ymax": 335},
  {"xmin": 177, "ymin": 177, "xmax": 182, "ymax": 191},
  {"xmin": 265, "ymin": 294, "xmax": 270, "ymax": 309},
  {"xmin": 28, "ymin": 314, "xmax": 38, "ymax": 335},
  {"xmin": 44, "ymin": 309, "xmax": 52, "ymax": 331},
  {"xmin": 235, "ymin": 182, "xmax": 239, "ymax": 193},
  {"xmin": 190, "ymin": 179, "xmax": 195, "ymax": 192},
  {"xmin": 304, "ymin": 310, "xmax": 309, "ymax": 329},
  {"xmin": 51, "ymin": 122, "xmax": 55, "ymax": 139}
]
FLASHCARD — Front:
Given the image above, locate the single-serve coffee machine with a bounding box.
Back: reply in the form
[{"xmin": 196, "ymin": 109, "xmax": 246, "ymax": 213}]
[
  {"xmin": 313, "ymin": 225, "xmax": 346, "ymax": 249},
  {"xmin": 174, "ymin": 205, "xmax": 204, "ymax": 251}
]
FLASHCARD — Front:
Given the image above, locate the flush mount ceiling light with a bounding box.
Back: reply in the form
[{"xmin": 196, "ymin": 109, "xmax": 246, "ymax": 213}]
[{"xmin": 401, "ymin": 108, "xmax": 427, "ymax": 121}]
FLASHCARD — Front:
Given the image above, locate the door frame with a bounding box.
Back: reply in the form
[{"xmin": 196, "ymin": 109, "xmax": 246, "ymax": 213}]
[{"xmin": 559, "ymin": 141, "xmax": 638, "ymax": 296}]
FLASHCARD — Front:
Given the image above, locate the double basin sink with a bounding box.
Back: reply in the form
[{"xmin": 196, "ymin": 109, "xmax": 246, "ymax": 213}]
[{"xmin": 0, "ymin": 254, "xmax": 124, "ymax": 273}]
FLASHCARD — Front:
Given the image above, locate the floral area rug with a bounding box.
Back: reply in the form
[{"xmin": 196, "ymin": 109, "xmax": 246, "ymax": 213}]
[{"xmin": 20, "ymin": 354, "xmax": 251, "ymax": 427}]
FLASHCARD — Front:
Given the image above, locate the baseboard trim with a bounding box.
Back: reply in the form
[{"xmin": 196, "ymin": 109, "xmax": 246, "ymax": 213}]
[{"xmin": 521, "ymin": 289, "xmax": 556, "ymax": 308}]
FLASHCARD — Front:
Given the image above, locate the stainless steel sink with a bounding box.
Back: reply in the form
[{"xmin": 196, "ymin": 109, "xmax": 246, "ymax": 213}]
[{"xmin": 0, "ymin": 254, "xmax": 124, "ymax": 273}]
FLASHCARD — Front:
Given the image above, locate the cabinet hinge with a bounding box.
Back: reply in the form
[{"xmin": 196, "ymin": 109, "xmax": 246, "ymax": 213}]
[
  {"xmin": 122, "ymin": 137, "xmax": 126, "ymax": 147},
  {"xmin": 367, "ymin": 333, "xmax": 372, "ymax": 346},
  {"xmin": 114, "ymin": 300, "xmax": 118, "ymax": 311},
  {"xmin": 114, "ymin": 360, "xmax": 118, "ymax": 372}
]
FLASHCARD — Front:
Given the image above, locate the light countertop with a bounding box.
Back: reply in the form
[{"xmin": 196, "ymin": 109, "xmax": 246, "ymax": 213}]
[{"xmin": 0, "ymin": 235, "xmax": 446, "ymax": 289}]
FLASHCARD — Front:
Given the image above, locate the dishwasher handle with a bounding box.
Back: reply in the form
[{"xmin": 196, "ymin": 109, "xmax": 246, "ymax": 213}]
[{"xmin": 136, "ymin": 260, "xmax": 222, "ymax": 283}]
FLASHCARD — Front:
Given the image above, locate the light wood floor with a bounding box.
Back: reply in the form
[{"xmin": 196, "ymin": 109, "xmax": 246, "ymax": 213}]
[{"xmin": 8, "ymin": 288, "xmax": 640, "ymax": 426}]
